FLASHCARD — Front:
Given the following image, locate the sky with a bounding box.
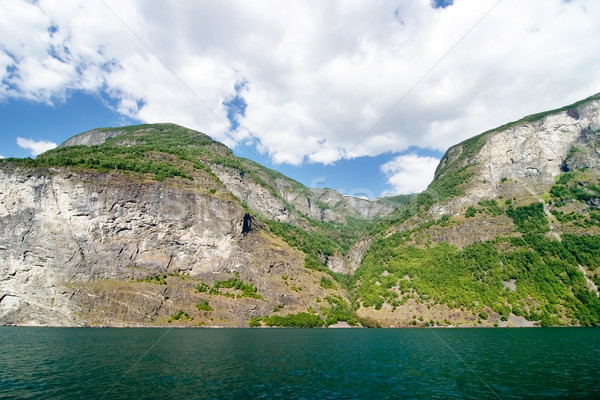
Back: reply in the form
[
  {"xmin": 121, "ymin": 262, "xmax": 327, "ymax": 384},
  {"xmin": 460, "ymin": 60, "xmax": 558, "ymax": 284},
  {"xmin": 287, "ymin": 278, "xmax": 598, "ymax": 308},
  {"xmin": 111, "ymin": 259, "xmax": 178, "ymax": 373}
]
[{"xmin": 1, "ymin": 0, "xmax": 599, "ymax": 197}]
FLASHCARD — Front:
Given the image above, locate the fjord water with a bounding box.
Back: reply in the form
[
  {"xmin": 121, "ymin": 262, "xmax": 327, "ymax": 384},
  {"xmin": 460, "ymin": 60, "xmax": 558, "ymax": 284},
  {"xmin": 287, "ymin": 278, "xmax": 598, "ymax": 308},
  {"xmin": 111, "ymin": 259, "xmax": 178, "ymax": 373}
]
[{"xmin": 1, "ymin": 327, "xmax": 599, "ymax": 399}]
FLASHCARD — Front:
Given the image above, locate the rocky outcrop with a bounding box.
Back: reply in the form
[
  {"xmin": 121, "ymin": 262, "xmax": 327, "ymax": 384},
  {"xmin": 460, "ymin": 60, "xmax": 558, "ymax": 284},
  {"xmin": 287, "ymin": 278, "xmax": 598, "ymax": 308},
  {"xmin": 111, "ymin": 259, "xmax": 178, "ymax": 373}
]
[
  {"xmin": 475, "ymin": 102, "xmax": 599, "ymax": 193},
  {"xmin": 59, "ymin": 128, "xmax": 128, "ymax": 147},
  {"xmin": 211, "ymin": 164, "xmax": 301, "ymax": 224},
  {"xmin": 433, "ymin": 96, "xmax": 600, "ymax": 214},
  {"xmin": 0, "ymin": 168, "xmax": 238, "ymax": 324},
  {"xmin": 327, "ymin": 238, "xmax": 372, "ymax": 275}
]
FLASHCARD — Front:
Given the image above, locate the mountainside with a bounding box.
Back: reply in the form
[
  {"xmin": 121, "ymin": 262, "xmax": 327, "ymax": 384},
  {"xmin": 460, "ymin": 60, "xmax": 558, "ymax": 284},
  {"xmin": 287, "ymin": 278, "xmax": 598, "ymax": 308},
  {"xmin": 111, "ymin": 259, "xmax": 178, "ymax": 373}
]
[
  {"xmin": 1, "ymin": 93, "xmax": 600, "ymax": 327},
  {"xmin": 351, "ymin": 93, "xmax": 600, "ymax": 327}
]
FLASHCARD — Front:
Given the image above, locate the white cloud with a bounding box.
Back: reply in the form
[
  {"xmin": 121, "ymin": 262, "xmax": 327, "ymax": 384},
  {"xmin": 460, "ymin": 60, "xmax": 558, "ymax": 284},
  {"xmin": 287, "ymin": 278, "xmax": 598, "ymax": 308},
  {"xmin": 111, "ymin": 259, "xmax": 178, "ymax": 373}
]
[
  {"xmin": 16, "ymin": 137, "xmax": 57, "ymax": 156},
  {"xmin": 1, "ymin": 0, "xmax": 600, "ymax": 168},
  {"xmin": 0, "ymin": 155, "xmax": 4, "ymax": 159},
  {"xmin": 381, "ymin": 153, "xmax": 440, "ymax": 195}
]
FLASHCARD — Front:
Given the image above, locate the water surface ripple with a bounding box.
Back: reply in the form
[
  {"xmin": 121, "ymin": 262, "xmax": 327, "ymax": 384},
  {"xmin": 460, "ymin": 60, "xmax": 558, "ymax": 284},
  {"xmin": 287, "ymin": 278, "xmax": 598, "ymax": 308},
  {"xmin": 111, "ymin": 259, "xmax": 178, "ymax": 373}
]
[{"xmin": 1, "ymin": 327, "xmax": 598, "ymax": 399}]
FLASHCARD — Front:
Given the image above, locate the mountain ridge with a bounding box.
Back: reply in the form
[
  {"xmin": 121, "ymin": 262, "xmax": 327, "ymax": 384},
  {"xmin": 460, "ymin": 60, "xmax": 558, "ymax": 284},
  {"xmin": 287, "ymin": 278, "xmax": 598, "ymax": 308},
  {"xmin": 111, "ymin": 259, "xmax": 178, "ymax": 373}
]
[{"xmin": 1, "ymin": 93, "xmax": 600, "ymax": 327}]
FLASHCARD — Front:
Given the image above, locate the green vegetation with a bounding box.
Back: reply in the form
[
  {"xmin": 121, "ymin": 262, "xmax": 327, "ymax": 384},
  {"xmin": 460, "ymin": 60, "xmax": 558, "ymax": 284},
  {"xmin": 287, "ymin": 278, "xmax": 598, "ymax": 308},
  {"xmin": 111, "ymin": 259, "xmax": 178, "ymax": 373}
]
[
  {"xmin": 264, "ymin": 219, "xmax": 336, "ymax": 271},
  {"xmin": 213, "ymin": 277, "xmax": 263, "ymax": 300},
  {"xmin": 479, "ymin": 199, "xmax": 505, "ymax": 217},
  {"xmin": 465, "ymin": 206, "xmax": 479, "ymax": 218},
  {"xmin": 249, "ymin": 317, "xmax": 262, "ymax": 327},
  {"xmin": 353, "ymin": 195, "xmax": 600, "ymax": 326},
  {"xmin": 434, "ymin": 133, "xmax": 487, "ymax": 180},
  {"xmin": 377, "ymin": 193, "xmax": 418, "ymax": 207},
  {"xmin": 506, "ymin": 202, "xmax": 549, "ymax": 234},
  {"xmin": 168, "ymin": 310, "xmax": 192, "ymax": 323},
  {"xmin": 563, "ymin": 235, "xmax": 600, "ymax": 270},
  {"xmin": 421, "ymin": 131, "xmax": 488, "ymax": 205},
  {"xmin": 425, "ymin": 166, "xmax": 476, "ymax": 204},
  {"xmin": 544, "ymin": 171, "xmax": 600, "ymax": 228},
  {"xmin": 255, "ymin": 312, "xmax": 325, "ymax": 328},
  {"xmin": 321, "ymin": 295, "xmax": 358, "ymax": 326},
  {"xmin": 355, "ymin": 233, "xmax": 600, "ymax": 325},
  {"xmin": 549, "ymin": 171, "xmax": 600, "ymax": 205},
  {"xmin": 320, "ymin": 277, "xmax": 336, "ymax": 289},
  {"xmin": 193, "ymin": 276, "xmax": 263, "ymax": 299},
  {"xmin": 31, "ymin": 145, "xmax": 193, "ymax": 181},
  {"xmin": 9, "ymin": 124, "xmax": 227, "ymax": 181},
  {"xmin": 464, "ymin": 200, "xmax": 505, "ymax": 219},
  {"xmin": 195, "ymin": 282, "xmax": 211, "ymax": 293},
  {"xmin": 196, "ymin": 300, "xmax": 214, "ymax": 311},
  {"xmin": 263, "ymin": 215, "xmax": 371, "ymax": 272},
  {"xmin": 136, "ymin": 274, "xmax": 167, "ymax": 285}
]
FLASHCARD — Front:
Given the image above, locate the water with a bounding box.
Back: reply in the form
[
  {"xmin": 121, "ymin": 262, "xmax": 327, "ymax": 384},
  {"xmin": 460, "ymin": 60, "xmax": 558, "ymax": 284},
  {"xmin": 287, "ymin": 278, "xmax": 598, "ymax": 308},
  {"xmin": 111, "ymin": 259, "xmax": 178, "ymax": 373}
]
[{"xmin": 1, "ymin": 327, "xmax": 599, "ymax": 399}]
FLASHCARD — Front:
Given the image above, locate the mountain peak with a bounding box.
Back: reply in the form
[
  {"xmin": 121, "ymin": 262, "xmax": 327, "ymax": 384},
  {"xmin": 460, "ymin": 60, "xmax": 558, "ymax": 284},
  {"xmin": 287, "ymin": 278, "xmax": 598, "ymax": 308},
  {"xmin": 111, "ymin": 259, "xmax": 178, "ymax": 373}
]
[
  {"xmin": 428, "ymin": 93, "xmax": 600, "ymax": 214},
  {"xmin": 59, "ymin": 123, "xmax": 221, "ymax": 149}
]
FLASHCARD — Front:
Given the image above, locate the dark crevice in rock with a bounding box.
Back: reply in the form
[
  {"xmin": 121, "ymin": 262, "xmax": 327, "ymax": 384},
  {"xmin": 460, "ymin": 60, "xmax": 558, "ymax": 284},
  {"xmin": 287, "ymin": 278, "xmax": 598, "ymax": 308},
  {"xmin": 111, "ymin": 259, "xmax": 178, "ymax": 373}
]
[
  {"xmin": 242, "ymin": 213, "xmax": 252, "ymax": 234},
  {"xmin": 567, "ymin": 108, "xmax": 580, "ymax": 120}
]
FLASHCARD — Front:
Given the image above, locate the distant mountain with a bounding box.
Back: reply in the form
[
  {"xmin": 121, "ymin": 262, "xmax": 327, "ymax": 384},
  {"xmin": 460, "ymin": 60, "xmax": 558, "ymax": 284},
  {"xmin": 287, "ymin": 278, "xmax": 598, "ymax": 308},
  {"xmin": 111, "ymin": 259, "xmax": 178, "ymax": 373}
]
[{"xmin": 1, "ymin": 93, "xmax": 599, "ymax": 327}]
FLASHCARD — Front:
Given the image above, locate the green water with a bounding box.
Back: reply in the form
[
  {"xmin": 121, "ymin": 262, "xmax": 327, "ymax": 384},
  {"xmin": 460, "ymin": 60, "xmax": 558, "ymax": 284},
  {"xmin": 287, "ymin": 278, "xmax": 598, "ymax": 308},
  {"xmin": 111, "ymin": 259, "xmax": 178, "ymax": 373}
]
[{"xmin": 0, "ymin": 327, "xmax": 598, "ymax": 399}]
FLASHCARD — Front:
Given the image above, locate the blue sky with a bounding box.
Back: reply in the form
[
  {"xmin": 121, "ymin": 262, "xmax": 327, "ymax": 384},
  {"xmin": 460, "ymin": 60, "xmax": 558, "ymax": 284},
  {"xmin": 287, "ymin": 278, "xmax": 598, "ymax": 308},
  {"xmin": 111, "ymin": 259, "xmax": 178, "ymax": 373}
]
[
  {"xmin": 0, "ymin": 93, "xmax": 137, "ymax": 158},
  {"xmin": 1, "ymin": 0, "xmax": 598, "ymax": 197}
]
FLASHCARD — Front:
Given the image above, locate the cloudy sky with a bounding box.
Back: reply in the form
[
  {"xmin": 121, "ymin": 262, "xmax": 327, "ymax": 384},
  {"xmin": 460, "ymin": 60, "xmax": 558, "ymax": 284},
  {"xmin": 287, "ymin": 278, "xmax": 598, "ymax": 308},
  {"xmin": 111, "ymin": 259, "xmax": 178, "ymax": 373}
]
[{"xmin": 1, "ymin": 0, "xmax": 599, "ymax": 196}]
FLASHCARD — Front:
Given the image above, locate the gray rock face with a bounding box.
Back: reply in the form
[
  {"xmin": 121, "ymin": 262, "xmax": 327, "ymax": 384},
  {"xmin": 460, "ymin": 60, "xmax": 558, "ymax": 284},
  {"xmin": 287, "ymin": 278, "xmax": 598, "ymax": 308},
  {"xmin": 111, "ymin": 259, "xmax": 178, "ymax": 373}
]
[
  {"xmin": 211, "ymin": 165, "xmax": 393, "ymax": 225},
  {"xmin": 59, "ymin": 128, "xmax": 128, "ymax": 147},
  {"xmin": 211, "ymin": 164, "xmax": 300, "ymax": 224},
  {"xmin": 307, "ymin": 188, "xmax": 394, "ymax": 219},
  {"xmin": 476, "ymin": 102, "xmax": 599, "ymax": 191},
  {"xmin": 327, "ymin": 238, "xmax": 373, "ymax": 275},
  {"xmin": 434, "ymin": 98, "xmax": 600, "ymax": 214},
  {"xmin": 0, "ymin": 168, "xmax": 250, "ymax": 325}
]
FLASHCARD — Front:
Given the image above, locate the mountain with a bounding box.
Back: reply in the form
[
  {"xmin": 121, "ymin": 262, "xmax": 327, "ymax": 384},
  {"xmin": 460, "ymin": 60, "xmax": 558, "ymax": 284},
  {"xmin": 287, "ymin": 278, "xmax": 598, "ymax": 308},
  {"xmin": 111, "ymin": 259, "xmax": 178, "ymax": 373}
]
[
  {"xmin": 1, "ymin": 93, "xmax": 599, "ymax": 327},
  {"xmin": 351, "ymin": 93, "xmax": 600, "ymax": 327},
  {"xmin": 0, "ymin": 124, "xmax": 390, "ymax": 327}
]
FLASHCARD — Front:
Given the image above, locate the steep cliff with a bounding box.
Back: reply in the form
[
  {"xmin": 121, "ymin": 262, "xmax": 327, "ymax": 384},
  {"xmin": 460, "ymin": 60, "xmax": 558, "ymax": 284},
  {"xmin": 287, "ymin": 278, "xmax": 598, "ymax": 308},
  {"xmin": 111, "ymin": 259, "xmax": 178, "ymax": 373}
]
[
  {"xmin": 431, "ymin": 93, "xmax": 600, "ymax": 214},
  {"xmin": 0, "ymin": 164, "xmax": 353, "ymax": 326}
]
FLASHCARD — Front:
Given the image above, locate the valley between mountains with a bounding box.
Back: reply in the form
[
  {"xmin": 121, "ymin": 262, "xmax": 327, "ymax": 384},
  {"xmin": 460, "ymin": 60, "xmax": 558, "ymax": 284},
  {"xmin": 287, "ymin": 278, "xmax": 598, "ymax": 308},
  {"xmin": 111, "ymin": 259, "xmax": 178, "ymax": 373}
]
[{"xmin": 1, "ymin": 93, "xmax": 600, "ymax": 327}]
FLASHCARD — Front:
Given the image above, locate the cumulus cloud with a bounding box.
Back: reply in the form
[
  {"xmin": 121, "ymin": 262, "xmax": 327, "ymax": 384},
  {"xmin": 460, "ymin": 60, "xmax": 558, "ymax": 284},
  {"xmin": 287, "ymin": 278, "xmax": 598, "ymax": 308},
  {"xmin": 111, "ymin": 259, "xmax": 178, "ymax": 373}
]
[
  {"xmin": 16, "ymin": 137, "xmax": 57, "ymax": 156},
  {"xmin": 1, "ymin": 0, "xmax": 600, "ymax": 171},
  {"xmin": 381, "ymin": 153, "xmax": 440, "ymax": 195}
]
